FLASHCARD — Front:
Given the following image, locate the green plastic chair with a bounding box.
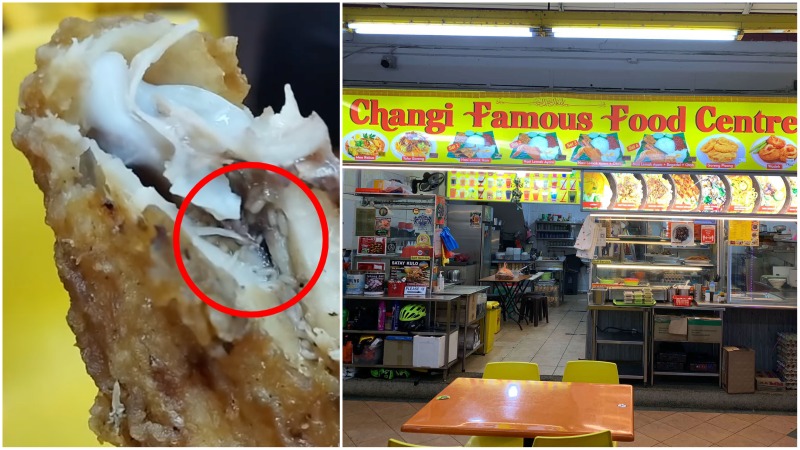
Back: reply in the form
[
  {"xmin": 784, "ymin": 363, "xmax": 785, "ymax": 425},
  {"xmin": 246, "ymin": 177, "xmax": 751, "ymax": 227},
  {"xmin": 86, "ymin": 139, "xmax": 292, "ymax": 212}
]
[
  {"xmin": 562, "ymin": 361, "xmax": 619, "ymax": 384},
  {"xmin": 388, "ymin": 438, "xmax": 423, "ymax": 447},
  {"xmin": 532, "ymin": 430, "xmax": 614, "ymax": 447},
  {"xmin": 466, "ymin": 362, "xmax": 542, "ymax": 447}
]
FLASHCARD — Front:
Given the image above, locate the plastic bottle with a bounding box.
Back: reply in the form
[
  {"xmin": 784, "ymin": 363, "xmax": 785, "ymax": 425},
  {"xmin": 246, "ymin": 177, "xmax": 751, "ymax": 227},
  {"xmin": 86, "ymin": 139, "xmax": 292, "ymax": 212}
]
[
  {"xmin": 438, "ymin": 272, "xmax": 445, "ymax": 292},
  {"xmin": 391, "ymin": 301, "xmax": 401, "ymax": 330},
  {"xmin": 377, "ymin": 301, "xmax": 386, "ymax": 331}
]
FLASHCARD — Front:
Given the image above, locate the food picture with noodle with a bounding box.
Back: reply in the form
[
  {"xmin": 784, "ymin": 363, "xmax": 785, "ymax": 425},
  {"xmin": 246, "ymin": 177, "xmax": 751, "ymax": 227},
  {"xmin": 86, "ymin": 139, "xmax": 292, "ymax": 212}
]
[
  {"xmin": 725, "ymin": 175, "xmax": 758, "ymax": 213},
  {"xmin": 642, "ymin": 174, "xmax": 674, "ymax": 211},
  {"xmin": 345, "ymin": 131, "xmax": 388, "ymax": 159},
  {"xmin": 754, "ymin": 176, "xmax": 788, "ymax": 213},
  {"xmin": 611, "ymin": 173, "xmax": 644, "ymax": 210},
  {"xmin": 786, "ymin": 177, "xmax": 798, "ymax": 214},
  {"xmin": 698, "ymin": 175, "xmax": 728, "ymax": 212},
  {"xmin": 392, "ymin": 131, "xmax": 432, "ymax": 160}
]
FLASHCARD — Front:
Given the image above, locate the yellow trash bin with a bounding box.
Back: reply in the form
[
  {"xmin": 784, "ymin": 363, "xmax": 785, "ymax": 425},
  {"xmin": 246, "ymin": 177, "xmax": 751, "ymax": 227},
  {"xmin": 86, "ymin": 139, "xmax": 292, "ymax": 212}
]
[{"xmin": 482, "ymin": 301, "xmax": 501, "ymax": 353}]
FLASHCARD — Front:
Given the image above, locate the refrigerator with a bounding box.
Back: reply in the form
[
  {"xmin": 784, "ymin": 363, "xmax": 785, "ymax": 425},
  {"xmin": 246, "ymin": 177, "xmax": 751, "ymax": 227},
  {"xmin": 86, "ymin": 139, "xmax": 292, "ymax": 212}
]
[{"xmin": 447, "ymin": 205, "xmax": 497, "ymax": 283}]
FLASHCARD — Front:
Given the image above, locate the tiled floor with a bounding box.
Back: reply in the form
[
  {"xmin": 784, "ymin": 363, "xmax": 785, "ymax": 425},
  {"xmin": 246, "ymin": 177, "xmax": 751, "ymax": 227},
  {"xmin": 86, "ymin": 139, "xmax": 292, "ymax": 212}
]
[
  {"xmin": 463, "ymin": 294, "xmax": 588, "ymax": 376},
  {"xmin": 343, "ymin": 399, "xmax": 798, "ymax": 447}
]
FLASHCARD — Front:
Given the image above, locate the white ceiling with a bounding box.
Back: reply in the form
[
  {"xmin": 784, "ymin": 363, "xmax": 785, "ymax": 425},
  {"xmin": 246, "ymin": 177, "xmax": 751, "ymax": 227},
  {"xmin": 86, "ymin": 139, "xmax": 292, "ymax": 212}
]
[{"xmin": 349, "ymin": 2, "xmax": 797, "ymax": 14}]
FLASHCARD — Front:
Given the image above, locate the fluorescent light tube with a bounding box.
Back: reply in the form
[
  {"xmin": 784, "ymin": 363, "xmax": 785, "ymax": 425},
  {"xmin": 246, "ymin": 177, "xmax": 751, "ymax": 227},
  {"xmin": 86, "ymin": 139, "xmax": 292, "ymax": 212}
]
[
  {"xmin": 552, "ymin": 27, "xmax": 738, "ymax": 41},
  {"xmin": 596, "ymin": 264, "xmax": 702, "ymax": 272},
  {"xmin": 349, "ymin": 22, "xmax": 533, "ymax": 37}
]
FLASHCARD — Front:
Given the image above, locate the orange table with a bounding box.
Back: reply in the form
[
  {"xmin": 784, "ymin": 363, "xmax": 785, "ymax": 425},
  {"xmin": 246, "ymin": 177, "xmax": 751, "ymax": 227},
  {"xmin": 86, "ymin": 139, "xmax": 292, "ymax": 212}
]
[{"xmin": 401, "ymin": 378, "xmax": 634, "ymax": 442}]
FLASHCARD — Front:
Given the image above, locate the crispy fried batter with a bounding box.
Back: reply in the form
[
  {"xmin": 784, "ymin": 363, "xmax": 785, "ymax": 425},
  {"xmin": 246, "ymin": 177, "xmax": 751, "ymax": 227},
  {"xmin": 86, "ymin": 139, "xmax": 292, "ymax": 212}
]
[{"xmin": 12, "ymin": 16, "xmax": 338, "ymax": 447}]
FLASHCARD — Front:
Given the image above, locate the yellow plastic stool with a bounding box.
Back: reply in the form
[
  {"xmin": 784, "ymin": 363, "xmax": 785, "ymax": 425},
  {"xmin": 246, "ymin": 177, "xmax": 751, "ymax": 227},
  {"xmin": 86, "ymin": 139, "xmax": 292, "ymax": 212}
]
[
  {"xmin": 466, "ymin": 362, "xmax": 542, "ymax": 447},
  {"xmin": 532, "ymin": 430, "xmax": 614, "ymax": 447},
  {"xmin": 388, "ymin": 438, "xmax": 424, "ymax": 447},
  {"xmin": 483, "ymin": 362, "xmax": 541, "ymax": 381},
  {"xmin": 562, "ymin": 361, "xmax": 619, "ymax": 384}
]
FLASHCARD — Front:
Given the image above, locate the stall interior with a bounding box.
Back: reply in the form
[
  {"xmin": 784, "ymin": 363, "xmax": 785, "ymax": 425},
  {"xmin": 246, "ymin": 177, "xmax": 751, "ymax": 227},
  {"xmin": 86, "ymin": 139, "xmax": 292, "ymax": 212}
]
[{"xmin": 343, "ymin": 168, "xmax": 797, "ymax": 382}]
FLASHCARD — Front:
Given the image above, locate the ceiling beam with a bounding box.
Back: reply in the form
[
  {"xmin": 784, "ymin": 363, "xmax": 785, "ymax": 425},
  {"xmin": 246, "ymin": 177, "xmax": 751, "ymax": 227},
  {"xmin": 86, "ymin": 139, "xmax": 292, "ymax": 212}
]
[{"xmin": 343, "ymin": 6, "xmax": 797, "ymax": 33}]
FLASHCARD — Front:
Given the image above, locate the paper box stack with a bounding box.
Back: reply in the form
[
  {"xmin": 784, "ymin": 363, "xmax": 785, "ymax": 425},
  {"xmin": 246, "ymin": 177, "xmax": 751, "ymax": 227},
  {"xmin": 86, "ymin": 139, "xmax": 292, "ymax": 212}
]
[{"xmin": 777, "ymin": 332, "xmax": 797, "ymax": 390}]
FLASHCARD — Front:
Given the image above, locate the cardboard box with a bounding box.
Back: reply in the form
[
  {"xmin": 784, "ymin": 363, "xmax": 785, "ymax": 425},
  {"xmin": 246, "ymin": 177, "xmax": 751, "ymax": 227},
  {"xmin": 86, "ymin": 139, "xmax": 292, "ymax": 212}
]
[
  {"xmin": 383, "ymin": 336, "xmax": 414, "ymax": 366},
  {"xmin": 722, "ymin": 346, "xmax": 755, "ymax": 394},
  {"xmin": 688, "ymin": 317, "xmax": 723, "ymax": 343},
  {"xmin": 412, "ymin": 330, "xmax": 458, "ymax": 368},
  {"xmin": 654, "ymin": 315, "xmax": 687, "ymax": 342},
  {"xmin": 435, "ymin": 295, "xmax": 477, "ymax": 325},
  {"xmin": 756, "ymin": 371, "xmax": 785, "ymax": 391}
]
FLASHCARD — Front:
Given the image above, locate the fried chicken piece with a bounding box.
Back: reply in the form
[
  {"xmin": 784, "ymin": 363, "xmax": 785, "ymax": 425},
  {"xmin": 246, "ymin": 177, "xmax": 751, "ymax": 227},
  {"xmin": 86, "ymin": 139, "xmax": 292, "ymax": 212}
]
[
  {"xmin": 701, "ymin": 137, "xmax": 738, "ymax": 162},
  {"xmin": 12, "ymin": 16, "xmax": 339, "ymax": 446}
]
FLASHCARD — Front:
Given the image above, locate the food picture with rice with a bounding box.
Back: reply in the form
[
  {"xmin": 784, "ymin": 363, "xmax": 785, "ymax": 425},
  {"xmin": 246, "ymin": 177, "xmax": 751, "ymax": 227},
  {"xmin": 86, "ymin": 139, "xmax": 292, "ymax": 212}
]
[
  {"xmin": 570, "ymin": 133, "xmax": 624, "ymax": 164},
  {"xmin": 447, "ymin": 131, "xmax": 500, "ymax": 160},
  {"xmin": 510, "ymin": 132, "xmax": 562, "ymax": 162},
  {"xmin": 633, "ymin": 133, "xmax": 691, "ymax": 166},
  {"xmin": 611, "ymin": 173, "xmax": 644, "ymax": 210},
  {"xmin": 726, "ymin": 175, "xmax": 759, "ymax": 213}
]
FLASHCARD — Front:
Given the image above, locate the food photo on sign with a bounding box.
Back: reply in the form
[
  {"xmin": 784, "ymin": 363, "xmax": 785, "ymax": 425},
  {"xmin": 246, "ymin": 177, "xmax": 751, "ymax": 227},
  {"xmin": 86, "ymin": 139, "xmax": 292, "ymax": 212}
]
[{"xmin": 5, "ymin": 3, "xmax": 341, "ymax": 447}]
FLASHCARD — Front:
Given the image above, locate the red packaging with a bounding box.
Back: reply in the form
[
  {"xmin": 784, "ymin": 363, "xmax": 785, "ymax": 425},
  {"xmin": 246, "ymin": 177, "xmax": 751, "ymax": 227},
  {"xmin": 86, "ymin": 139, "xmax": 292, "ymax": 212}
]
[
  {"xmin": 388, "ymin": 280, "xmax": 406, "ymax": 296},
  {"xmin": 672, "ymin": 295, "xmax": 693, "ymax": 307}
]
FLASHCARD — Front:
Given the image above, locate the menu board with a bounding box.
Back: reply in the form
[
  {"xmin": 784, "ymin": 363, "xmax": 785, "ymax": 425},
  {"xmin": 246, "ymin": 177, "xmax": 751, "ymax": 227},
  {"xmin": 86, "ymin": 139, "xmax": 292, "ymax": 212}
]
[
  {"xmin": 390, "ymin": 259, "xmax": 431, "ymax": 286},
  {"xmin": 729, "ymin": 220, "xmax": 760, "ymax": 246},
  {"xmin": 446, "ymin": 170, "xmax": 580, "ymax": 203},
  {"xmin": 343, "ymin": 90, "xmax": 797, "ymax": 173},
  {"xmin": 581, "ymin": 171, "xmax": 797, "ymax": 216}
]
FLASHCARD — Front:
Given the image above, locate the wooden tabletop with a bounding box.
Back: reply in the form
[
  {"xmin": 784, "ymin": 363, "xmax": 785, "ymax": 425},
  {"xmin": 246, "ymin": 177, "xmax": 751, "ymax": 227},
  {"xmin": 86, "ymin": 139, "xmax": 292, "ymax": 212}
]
[
  {"xmin": 401, "ymin": 378, "xmax": 634, "ymax": 441},
  {"xmin": 479, "ymin": 273, "xmax": 532, "ymax": 283}
]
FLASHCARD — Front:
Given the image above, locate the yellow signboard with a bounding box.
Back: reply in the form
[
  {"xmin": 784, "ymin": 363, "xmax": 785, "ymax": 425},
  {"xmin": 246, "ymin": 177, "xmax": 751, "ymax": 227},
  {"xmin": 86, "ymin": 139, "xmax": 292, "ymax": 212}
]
[
  {"xmin": 447, "ymin": 170, "xmax": 579, "ymax": 204},
  {"xmin": 342, "ymin": 90, "xmax": 797, "ymax": 173}
]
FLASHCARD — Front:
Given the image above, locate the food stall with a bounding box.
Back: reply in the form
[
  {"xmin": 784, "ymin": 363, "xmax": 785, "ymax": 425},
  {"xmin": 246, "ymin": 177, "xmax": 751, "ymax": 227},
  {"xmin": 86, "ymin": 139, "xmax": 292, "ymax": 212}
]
[{"xmin": 343, "ymin": 89, "xmax": 797, "ymax": 388}]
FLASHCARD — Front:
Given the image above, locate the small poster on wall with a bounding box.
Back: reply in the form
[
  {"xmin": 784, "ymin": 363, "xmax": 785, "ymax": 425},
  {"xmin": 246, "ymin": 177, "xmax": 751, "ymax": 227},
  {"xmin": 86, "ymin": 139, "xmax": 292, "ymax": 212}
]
[
  {"xmin": 470, "ymin": 212, "xmax": 482, "ymax": 228},
  {"xmin": 701, "ymin": 225, "xmax": 716, "ymax": 244},
  {"xmin": 669, "ymin": 221, "xmax": 694, "ymax": 246},
  {"xmin": 375, "ymin": 218, "xmax": 391, "ymax": 236},
  {"xmin": 357, "ymin": 236, "xmax": 387, "ymax": 254},
  {"xmin": 390, "ymin": 260, "xmax": 431, "ymax": 287},
  {"xmin": 729, "ymin": 220, "xmax": 760, "ymax": 246}
]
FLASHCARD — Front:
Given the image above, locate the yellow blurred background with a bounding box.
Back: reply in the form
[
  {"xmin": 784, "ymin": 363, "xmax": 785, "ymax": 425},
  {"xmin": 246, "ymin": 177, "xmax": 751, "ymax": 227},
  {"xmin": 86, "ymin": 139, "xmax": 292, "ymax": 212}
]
[{"xmin": 3, "ymin": 3, "xmax": 225, "ymax": 446}]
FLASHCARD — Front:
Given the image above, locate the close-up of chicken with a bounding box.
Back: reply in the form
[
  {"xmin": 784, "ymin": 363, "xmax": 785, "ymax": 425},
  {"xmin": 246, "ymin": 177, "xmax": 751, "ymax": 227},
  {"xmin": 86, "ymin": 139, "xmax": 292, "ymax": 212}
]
[{"xmin": 11, "ymin": 15, "xmax": 339, "ymax": 447}]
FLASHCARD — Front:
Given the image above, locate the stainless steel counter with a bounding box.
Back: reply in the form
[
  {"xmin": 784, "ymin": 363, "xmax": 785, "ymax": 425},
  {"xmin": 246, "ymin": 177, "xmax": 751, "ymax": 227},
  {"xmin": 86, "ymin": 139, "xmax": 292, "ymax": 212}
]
[
  {"xmin": 588, "ymin": 299, "xmax": 797, "ymax": 311},
  {"xmin": 440, "ymin": 285, "xmax": 490, "ymax": 296},
  {"xmin": 343, "ymin": 294, "xmax": 461, "ymax": 302}
]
